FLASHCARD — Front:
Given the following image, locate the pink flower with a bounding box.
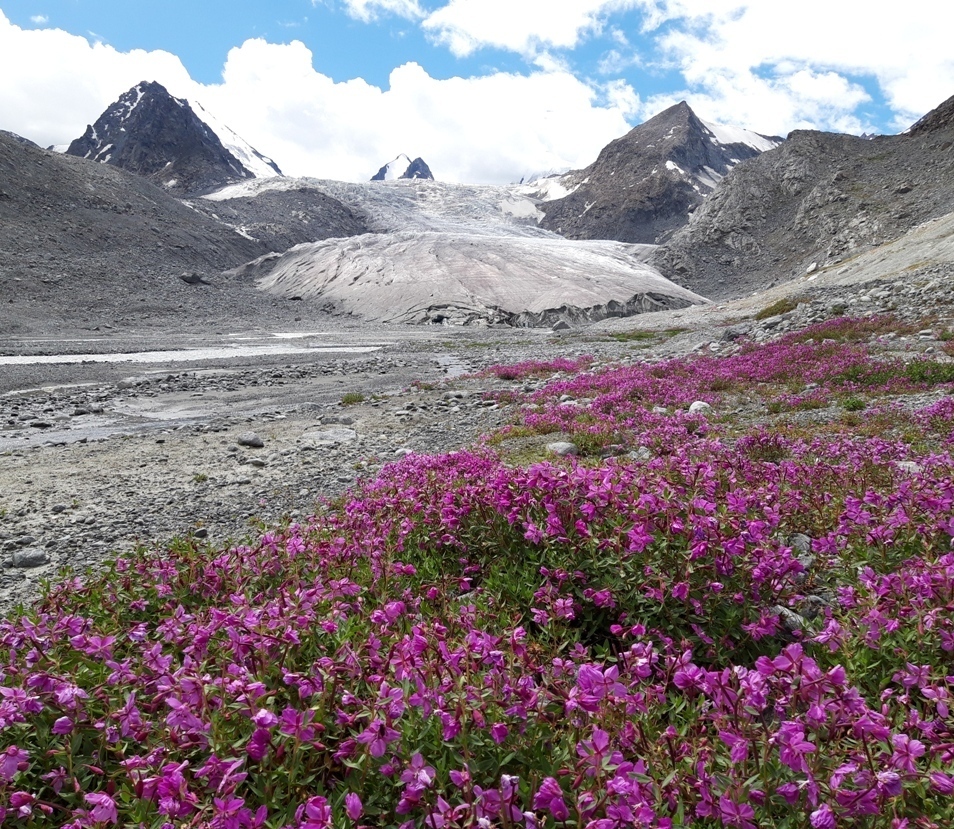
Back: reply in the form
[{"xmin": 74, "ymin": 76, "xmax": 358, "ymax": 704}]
[
  {"xmin": 344, "ymin": 793, "xmax": 363, "ymax": 821},
  {"xmin": 297, "ymin": 795, "xmax": 331, "ymax": 829},
  {"xmin": 718, "ymin": 795, "xmax": 756, "ymax": 829},
  {"xmin": 85, "ymin": 792, "xmax": 118, "ymax": 825},
  {"xmin": 532, "ymin": 777, "xmax": 569, "ymax": 821},
  {"xmin": 52, "ymin": 716, "xmax": 74, "ymax": 735},
  {"xmin": 810, "ymin": 804, "xmax": 836, "ymax": 829},
  {"xmin": 251, "ymin": 709, "xmax": 278, "ymax": 729},
  {"xmin": 0, "ymin": 745, "xmax": 28, "ymax": 783},
  {"xmin": 490, "ymin": 723, "xmax": 509, "ymax": 744},
  {"xmin": 890, "ymin": 734, "xmax": 925, "ymax": 773},
  {"xmin": 929, "ymin": 771, "xmax": 954, "ymax": 795}
]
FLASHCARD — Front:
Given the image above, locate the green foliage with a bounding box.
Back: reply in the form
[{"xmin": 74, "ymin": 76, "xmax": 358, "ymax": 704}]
[
  {"xmin": 754, "ymin": 296, "xmax": 800, "ymax": 320},
  {"xmin": 340, "ymin": 391, "xmax": 366, "ymax": 405}
]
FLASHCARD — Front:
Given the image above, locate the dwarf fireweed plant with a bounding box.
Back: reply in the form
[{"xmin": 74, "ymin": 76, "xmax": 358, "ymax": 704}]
[{"xmin": 2, "ymin": 315, "xmax": 954, "ymax": 828}]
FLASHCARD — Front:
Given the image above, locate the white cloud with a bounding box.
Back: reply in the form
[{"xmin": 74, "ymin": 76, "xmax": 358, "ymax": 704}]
[
  {"xmin": 0, "ymin": 13, "xmax": 635, "ymax": 183},
  {"xmin": 30, "ymin": 14, "xmax": 48, "ymax": 24},
  {"xmin": 201, "ymin": 42, "xmax": 635, "ymax": 182},
  {"xmin": 0, "ymin": 11, "xmax": 194, "ymax": 147},
  {"xmin": 422, "ymin": 0, "xmax": 642, "ymax": 57},
  {"xmin": 631, "ymin": 1, "xmax": 954, "ymax": 135},
  {"xmin": 339, "ymin": 0, "xmax": 425, "ymax": 22}
]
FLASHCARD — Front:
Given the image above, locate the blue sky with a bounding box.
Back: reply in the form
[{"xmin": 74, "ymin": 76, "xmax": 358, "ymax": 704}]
[{"xmin": 1, "ymin": 2, "xmax": 951, "ymax": 183}]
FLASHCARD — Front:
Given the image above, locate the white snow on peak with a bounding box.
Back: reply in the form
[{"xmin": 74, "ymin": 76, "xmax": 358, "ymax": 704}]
[
  {"xmin": 191, "ymin": 100, "xmax": 281, "ymax": 180},
  {"xmin": 701, "ymin": 119, "xmax": 780, "ymax": 153},
  {"xmin": 665, "ymin": 160, "xmax": 685, "ymax": 175},
  {"xmin": 379, "ymin": 154, "xmax": 413, "ymax": 181}
]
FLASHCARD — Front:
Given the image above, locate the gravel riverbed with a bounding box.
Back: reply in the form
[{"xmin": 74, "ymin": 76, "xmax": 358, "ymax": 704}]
[{"xmin": 3, "ymin": 264, "xmax": 953, "ymax": 613}]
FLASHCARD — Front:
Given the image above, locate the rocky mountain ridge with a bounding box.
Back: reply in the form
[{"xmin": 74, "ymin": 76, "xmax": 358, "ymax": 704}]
[
  {"xmin": 537, "ymin": 101, "xmax": 782, "ymax": 245},
  {"xmin": 66, "ymin": 81, "xmax": 281, "ymax": 196},
  {"xmin": 655, "ymin": 92, "xmax": 954, "ymax": 299}
]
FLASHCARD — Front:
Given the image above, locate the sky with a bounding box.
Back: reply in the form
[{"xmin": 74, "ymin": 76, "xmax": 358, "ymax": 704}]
[{"xmin": 1, "ymin": 2, "xmax": 952, "ymax": 184}]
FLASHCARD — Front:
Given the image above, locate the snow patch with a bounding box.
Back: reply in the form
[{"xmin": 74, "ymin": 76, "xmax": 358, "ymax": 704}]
[
  {"xmin": 499, "ymin": 197, "xmax": 543, "ymax": 222},
  {"xmin": 191, "ymin": 100, "xmax": 281, "ymax": 180},
  {"xmin": 701, "ymin": 119, "xmax": 780, "ymax": 153}
]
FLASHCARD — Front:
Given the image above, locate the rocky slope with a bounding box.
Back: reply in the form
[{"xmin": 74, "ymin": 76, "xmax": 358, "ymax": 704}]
[
  {"xmin": 655, "ymin": 93, "xmax": 954, "ymax": 299},
  {"xmin": 66, "ymin": 81, "xmax": 281, "ymax": 196},
  {"xmin": 538, "ymin": 102, "xmax": 781, "ymax": 244},
  {"xmin": 0, "ymin": 132, "xmax": 361, "ymax": 336}
]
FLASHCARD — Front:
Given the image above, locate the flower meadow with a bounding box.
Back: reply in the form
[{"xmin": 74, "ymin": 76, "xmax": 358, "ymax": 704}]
[{"xmin": 3, "ymin": 317, "xmax": 954, "ymax": 829}]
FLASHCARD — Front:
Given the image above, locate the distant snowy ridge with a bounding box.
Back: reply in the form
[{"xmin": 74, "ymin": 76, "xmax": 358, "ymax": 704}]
[{"xmin": 371, "ymin": 154, "xmax": 434, "ymax": 181}]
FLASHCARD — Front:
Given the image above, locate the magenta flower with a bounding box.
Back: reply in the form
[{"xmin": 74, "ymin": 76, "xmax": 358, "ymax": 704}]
[
  {"xmin": 9, "ymin": 791, "xmax": 34, "ymax": 818},
  {"xmin": 0, "ymin": 745, "xmax": 28, "ymax": 783},
  {"xmin": 356, "ymin": 718, "xmax": 401, "ymax": 758},
  {"xmin": 890, "ymin": 734, "xmax": 925, "ymax": 773},
  {"xmin": 251, "ymin": 708, "xmax": 279, "ymax": 729},
  {"xmin": 246, "ymin": 728, "xmax": 272, "ymax": 762},
  {"xmin": 576, "ymin": 728, "xmax": 613, "ymax": 777},
  {"xmin": 718, "ymin": 795, "xmax": 756, "ymax": 829},
  {"xmin": 344, "ymin": 793, "xmax": 363, "ymax": 821},
  {"xmin": 532, "ymin": 777, "xmax": 569, "ymax": 821},
  {"xmin": 85, "ymin": 792, "xmax": 118, "ymax": 824},
  {"xmin": 52, "ymin": 716, "xmax": 74, "ymax": 735},
  {"xmin": 929, "ymin": 772, "xmax": 954, "ymax": 795},
  {"xmin": 490, "ymin": 723, "xmax": 509, "ymax": 744},
  {"xmin": 297, "ymin": 795, "xmax": 331, "ymax": 829},
  {"xmin": 809, "ymin": 804, "xmax": 836, "ymax": 829}
]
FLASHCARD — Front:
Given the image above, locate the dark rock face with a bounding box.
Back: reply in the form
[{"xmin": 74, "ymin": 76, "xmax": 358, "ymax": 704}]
[
  {"xmin": 541, "ymin": 102, "xmax": 781, "ymax": 244},
  {"xmin": 0, "ymin": 130, "xmax": 265, "ymax": 333},
  {"xmin": 403, "ymin": 158, "xmax": 434, "ymax": 180},
  {"xmin": 0, "ymin": 130, "xmax": 39, "ymax": 149},
  {"xmin": 655, "ymin": 93, "xmax": 954, "ymax": 300},
  {"xmin": 66, "ymin": 81, "xmax": 280, "ymax": 196},
  {"xmin": 370, "ymin": 154, "xmax": 435, "ymax": 181}
]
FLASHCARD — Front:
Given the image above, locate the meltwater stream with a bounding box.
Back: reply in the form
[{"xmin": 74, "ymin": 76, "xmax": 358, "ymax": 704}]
[{"xmin": 0, "ymin": 344, "xmax": 383, "ymax": 366}]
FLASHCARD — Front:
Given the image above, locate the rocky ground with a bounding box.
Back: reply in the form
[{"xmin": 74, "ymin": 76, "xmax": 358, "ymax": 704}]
[{"xmin": 2, "ymin": 239, "xmax": 954, "ymax": 613}]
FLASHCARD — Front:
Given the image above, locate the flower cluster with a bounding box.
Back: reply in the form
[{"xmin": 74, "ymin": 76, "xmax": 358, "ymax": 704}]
[{"xmin": 2, "ymin": 316, "xmax": 954, "ymax": 827}]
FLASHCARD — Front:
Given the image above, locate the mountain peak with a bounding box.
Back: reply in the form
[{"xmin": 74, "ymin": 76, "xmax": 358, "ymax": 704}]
[
  {"xmin": 907, "ymin": 92, "xmax": 954, "ymax": 136},
  {"xmin": 539, "ymin": 101, "xmax": 782, "ymax": 244},
  {"xmin": 371, "ymin": 154, "xmax": 434, "ymax": 181},
  {"xmin": 66, "ymin": 81, "xmax": 281, "ymax": 196}
]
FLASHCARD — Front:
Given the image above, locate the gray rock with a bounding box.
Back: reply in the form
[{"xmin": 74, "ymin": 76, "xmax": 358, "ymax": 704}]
[
  {"xmin": 629, "ymin": 446, "xmax": 653, "ymax": 462},
  {"xmin": 237, "ymin": 432, "xmax": 265, "ymax": 448},
  {"xmin": 896, "ymin": 461, "xmax": 922, "ymax": 474},
  {"xmin": 789, "ymin": 533, "xmax": 812, "ymax": 555},
  {"xmin": 546, "ymin": 441, "xmax": 579, "ymax": 457},
  {"xmin": 688, "ymin": 401, "xmax": 712, "ymax": 415},
  {"xmin": 772, "ymin": 605, "xmax": 808, "ymax": 634},
  {"xmin": 11, "ymin": 548, "xmax": 50, "ymax": 569},
  {"xmin": 302, "ymin": 428, "xmax": 357, "ymax": 445}
]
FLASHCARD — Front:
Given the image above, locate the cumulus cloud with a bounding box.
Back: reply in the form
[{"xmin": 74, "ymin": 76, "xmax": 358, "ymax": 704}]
[
  {"xmin": 631, "ymin": 0, "xmax": 954, "ymax": 134},
  {"xmin": 0, "ymin": 12, "xmax": 635, "ymax": 183},
  {"xmin": 201, "ymin": 42, "xmax": 634, "ymax": 182},
  {"xmin": 422, "ymin": 0, "xmax": 642, "ymax": 57},
  {"xmin": 30, "ymin": 14, "xmax": 48, "ymax": 24},
  {"xmin": 0, "ymin": 11, "xmax": 194, "ymax": 147}
]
